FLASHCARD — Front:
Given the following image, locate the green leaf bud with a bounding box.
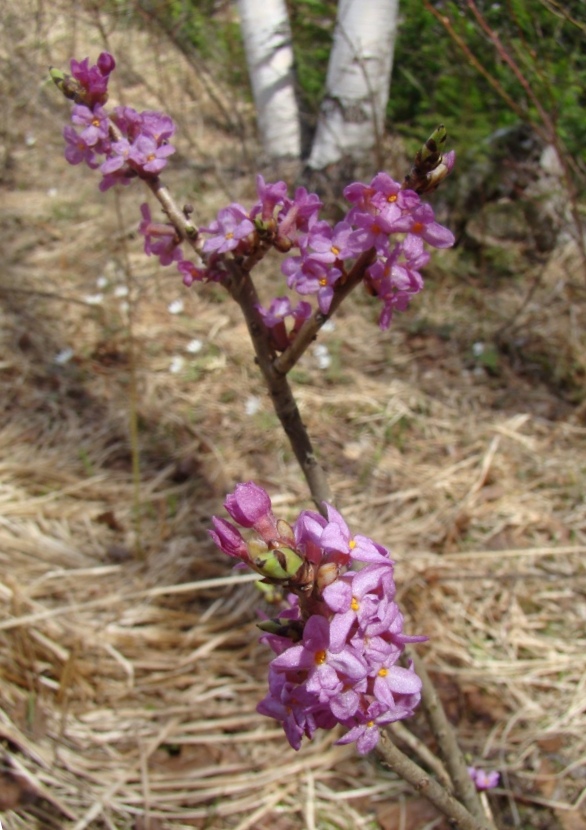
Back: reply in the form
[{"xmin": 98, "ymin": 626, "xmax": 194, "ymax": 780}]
[{"xmin": 252, "ymin": 546, "xmax": 304, "ymax": 581}]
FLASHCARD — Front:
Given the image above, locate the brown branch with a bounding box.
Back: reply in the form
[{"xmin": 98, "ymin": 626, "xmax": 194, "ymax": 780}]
[
  {"xmin": 407, "ymin": 649, "xmax": 492, "ymax": 825},
  {"xmin": 274, "ymin": 247, "xmax": 376, "ymax": 375},
  {"xmin": 91, "ymin": 115, "xmax": 332, "ymax": 508},
  {"xmin": 145, "ymin": 177, "xmax": 198, "ymax": 242},
  {"xmin": 377, "ymin": 731, "xmax": 495, "ymax": 830},
  {"xmin": 221, "ymin": 259, "xmax": 332, "ymax": 511},
  {"xmin": 387, "ymin": 720, "xmax": 452, "ymax": 789}
]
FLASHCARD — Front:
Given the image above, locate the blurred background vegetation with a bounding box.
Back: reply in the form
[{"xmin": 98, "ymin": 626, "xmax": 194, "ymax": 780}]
[
  {"xmin": 109, "ymin": 0, "xmax": 586, "ymax": 175},
  {"xmin": 87, "ymin": 0, "xmax": 585, "ymax": 403}
]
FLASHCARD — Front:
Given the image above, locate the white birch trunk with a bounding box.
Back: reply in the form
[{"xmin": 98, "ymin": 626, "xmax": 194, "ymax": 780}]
[
  {"xmin": 237, "ymin": 0, "xmax": 301, "ymax": 159},
  {"xmin": 308, "ymin": 0, "xmax": 399, "ymax": 170}
]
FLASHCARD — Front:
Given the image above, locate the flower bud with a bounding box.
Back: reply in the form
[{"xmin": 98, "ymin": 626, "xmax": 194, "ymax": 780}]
[
  {"xmin": 225, "ymin": 481, "xmax": 272, "ymax": 528},
  {"xmin": 273, "ymin": 234, "xmax": 293, "ymax": 253},
  {"xmin": 97, "ymin": 52, "xmax": 116, "ymax": 76},
  {"xmin": 208, "ymin": 517, "xmax": 250, "ymax": 561},
  {"xmin": 50, "ymin": 68, "xmax": 84, "ymax": 103},
  {"xmin": 315, "ymin": 561, "xmax": 341, "ymax": 592}
]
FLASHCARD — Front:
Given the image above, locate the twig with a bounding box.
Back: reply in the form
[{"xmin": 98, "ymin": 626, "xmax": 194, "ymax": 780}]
[
  {"xmin": 463, "ymin": 0, "xmax": 585, "ymax": 277},
  {"xmin": 274, "ymin": 247, "xmax": 376, "ymax": 375},
  {"xmin": 221, "ymin": 260, "xmax": 332, "ymax": 510},
  {"xmin": 407, "ymin": 649, "xmax": 491, "ymax": 825},
  {"xmin": 377, "ymin": 731, "xmax": 494, "ymax": 830},
  {"xmin": 95, "ymin": 98, "xmax": 332, "ymax": 511},
  {"xmin": 387, "ymin": 720, "xmax": 452, "ymax": 788}
]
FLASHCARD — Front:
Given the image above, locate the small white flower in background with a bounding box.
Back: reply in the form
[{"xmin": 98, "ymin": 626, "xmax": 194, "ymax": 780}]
[
  {"xmin": 321, "ymin": 319, "xmax": 335, "ymax": 333},
  {"xmin": 113, "ymin": 285, "xmax": 128, "ymax": 298},
  {"xmin": 54, "ymin": 347, "xmax": 74, "ymax": 365},
  {"xmin": 47, "ymin": 187, "xmax": 58, "ymax": 198},
  {"xmin": 186, "ymin": 338, "xmax": 203, "ymax": 354},
  {"xmin": 84, "ymin": 294, "xmax": 104, "ymax": 305},
  {"xmin": 104, "ymin": 260, "xmax": 119, "ymax": 279},
  {"xmin": 245, "ymin": 396, "xmax": 262, "ymax": 416},
  {"xmin": 96, "ymin": 275, "xmax": 109, "ymax": 289},
  {"xmin": 25, "ymin": 133, "xmax": 36, "ymax": 147},
  {"xmin": 169, "ymin": 356, "xmax": 184, "ymax": 374},
  {"xmin": 168, "ymin": 298, "xmax": 184, "ymax": 315},
  {"xmin": 313, "ymin": 343, "xmax": 331, "ymax": 370},
  {"xmin": 472, "ymin": 341, "xmax": 485, "ymax": 357}
]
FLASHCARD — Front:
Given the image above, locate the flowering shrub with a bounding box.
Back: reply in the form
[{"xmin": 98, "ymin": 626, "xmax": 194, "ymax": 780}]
[
  {"xmin": 210, "ymin": 482, "xmax": 426, "ymax": 754},
  {"xmin": 51, "ymin": 52, "xmax": 461, "ymax": 762}
]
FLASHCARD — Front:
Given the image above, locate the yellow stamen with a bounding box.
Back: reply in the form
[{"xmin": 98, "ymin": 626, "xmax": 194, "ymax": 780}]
[
  {"xmin": 411, "ymin": 221, "xmax": 424, "ymax": 234},
  {"xmin": 351, "ymin": 597, "xmax": 359, "ymax": 612},
  {"xmin": 315, "ymin": 650, "xmax": 327, "ymax": 665}
]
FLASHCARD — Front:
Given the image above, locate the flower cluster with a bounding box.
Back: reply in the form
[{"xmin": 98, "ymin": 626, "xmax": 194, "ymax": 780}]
[
  {"xmin": 210, "ymin": 482, "xmax": 425, "ymax": 754},
  {"xmin": 185, "ymin": 168, "xmax": 455, "ymax": 335},
  {"xmin": 59, "ymin": 52, "xmax": 177, "ymax": 191},
  {"xmin": 55, "ymin": 52, "xmax": 455, "ymax": 337},
  {"xmin": 138, "ymin": 203, "xmax": 182, "ymax": 266}
]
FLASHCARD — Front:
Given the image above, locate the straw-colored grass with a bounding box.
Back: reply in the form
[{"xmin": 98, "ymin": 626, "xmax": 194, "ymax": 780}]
[{"xmin": 1, "ymin": 3, "xmax": 585, "ymax": 828}]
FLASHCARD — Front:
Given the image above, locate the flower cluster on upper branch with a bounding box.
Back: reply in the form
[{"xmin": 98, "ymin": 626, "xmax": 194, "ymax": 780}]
[{"xmin": 53, "ymin": 51, "xmax": 456, "ymax": 342}]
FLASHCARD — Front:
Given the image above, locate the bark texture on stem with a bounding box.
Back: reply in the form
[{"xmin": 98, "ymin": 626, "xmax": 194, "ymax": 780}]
[
  {"xmin": 407, "ymin": 649, "xmax": 492, "ymax": 826},
  {"xmin": 223, "ymin": 260, "xmax": 332, "ymax": 511},
  {"xmin": 274, "ymin": 247, "xmax": 376, "ymax": 375},
  {"xmin": 119, "ymin": 163, "xmax": 332, "ymax": 510},
  {"xmin": 377, "ymin": 732, "xmax": 494, "ymax": 830}
]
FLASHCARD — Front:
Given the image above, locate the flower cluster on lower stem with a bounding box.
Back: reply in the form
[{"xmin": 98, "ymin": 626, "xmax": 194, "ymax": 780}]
[{"xmin": 210, "ymin": 481, "xmax": 426, "ymax": 754}]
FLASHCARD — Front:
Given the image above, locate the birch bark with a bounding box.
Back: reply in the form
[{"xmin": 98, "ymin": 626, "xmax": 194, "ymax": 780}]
[
  {"xmin": 307, "ymin": 0, "xmax": 399, "ymax": 169},
  {"xmin": 237, "ymin": 0, "xmax": 301, "ymax": 159}
]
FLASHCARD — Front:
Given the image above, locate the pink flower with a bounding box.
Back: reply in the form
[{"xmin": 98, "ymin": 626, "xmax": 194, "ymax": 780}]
[
  {"xmin": 138, "ymin": 203, "xmax": 182, "ymax": 266},
  {"xmin": 200, "ymin": 204, "xmax": 255, "ymax": 254},
  {"xmin": 468, "ymin": 767, "xmax": 500, "ymax": 790},
  {"xmin": 210, "ymin": 482, "xmax": 425, "ymax": 754}
]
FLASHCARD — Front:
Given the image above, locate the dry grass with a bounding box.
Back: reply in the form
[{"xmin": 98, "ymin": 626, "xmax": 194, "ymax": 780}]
[{"xmin": 1, "ymin": 3, "xmax": 586, "ymax": 828}]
